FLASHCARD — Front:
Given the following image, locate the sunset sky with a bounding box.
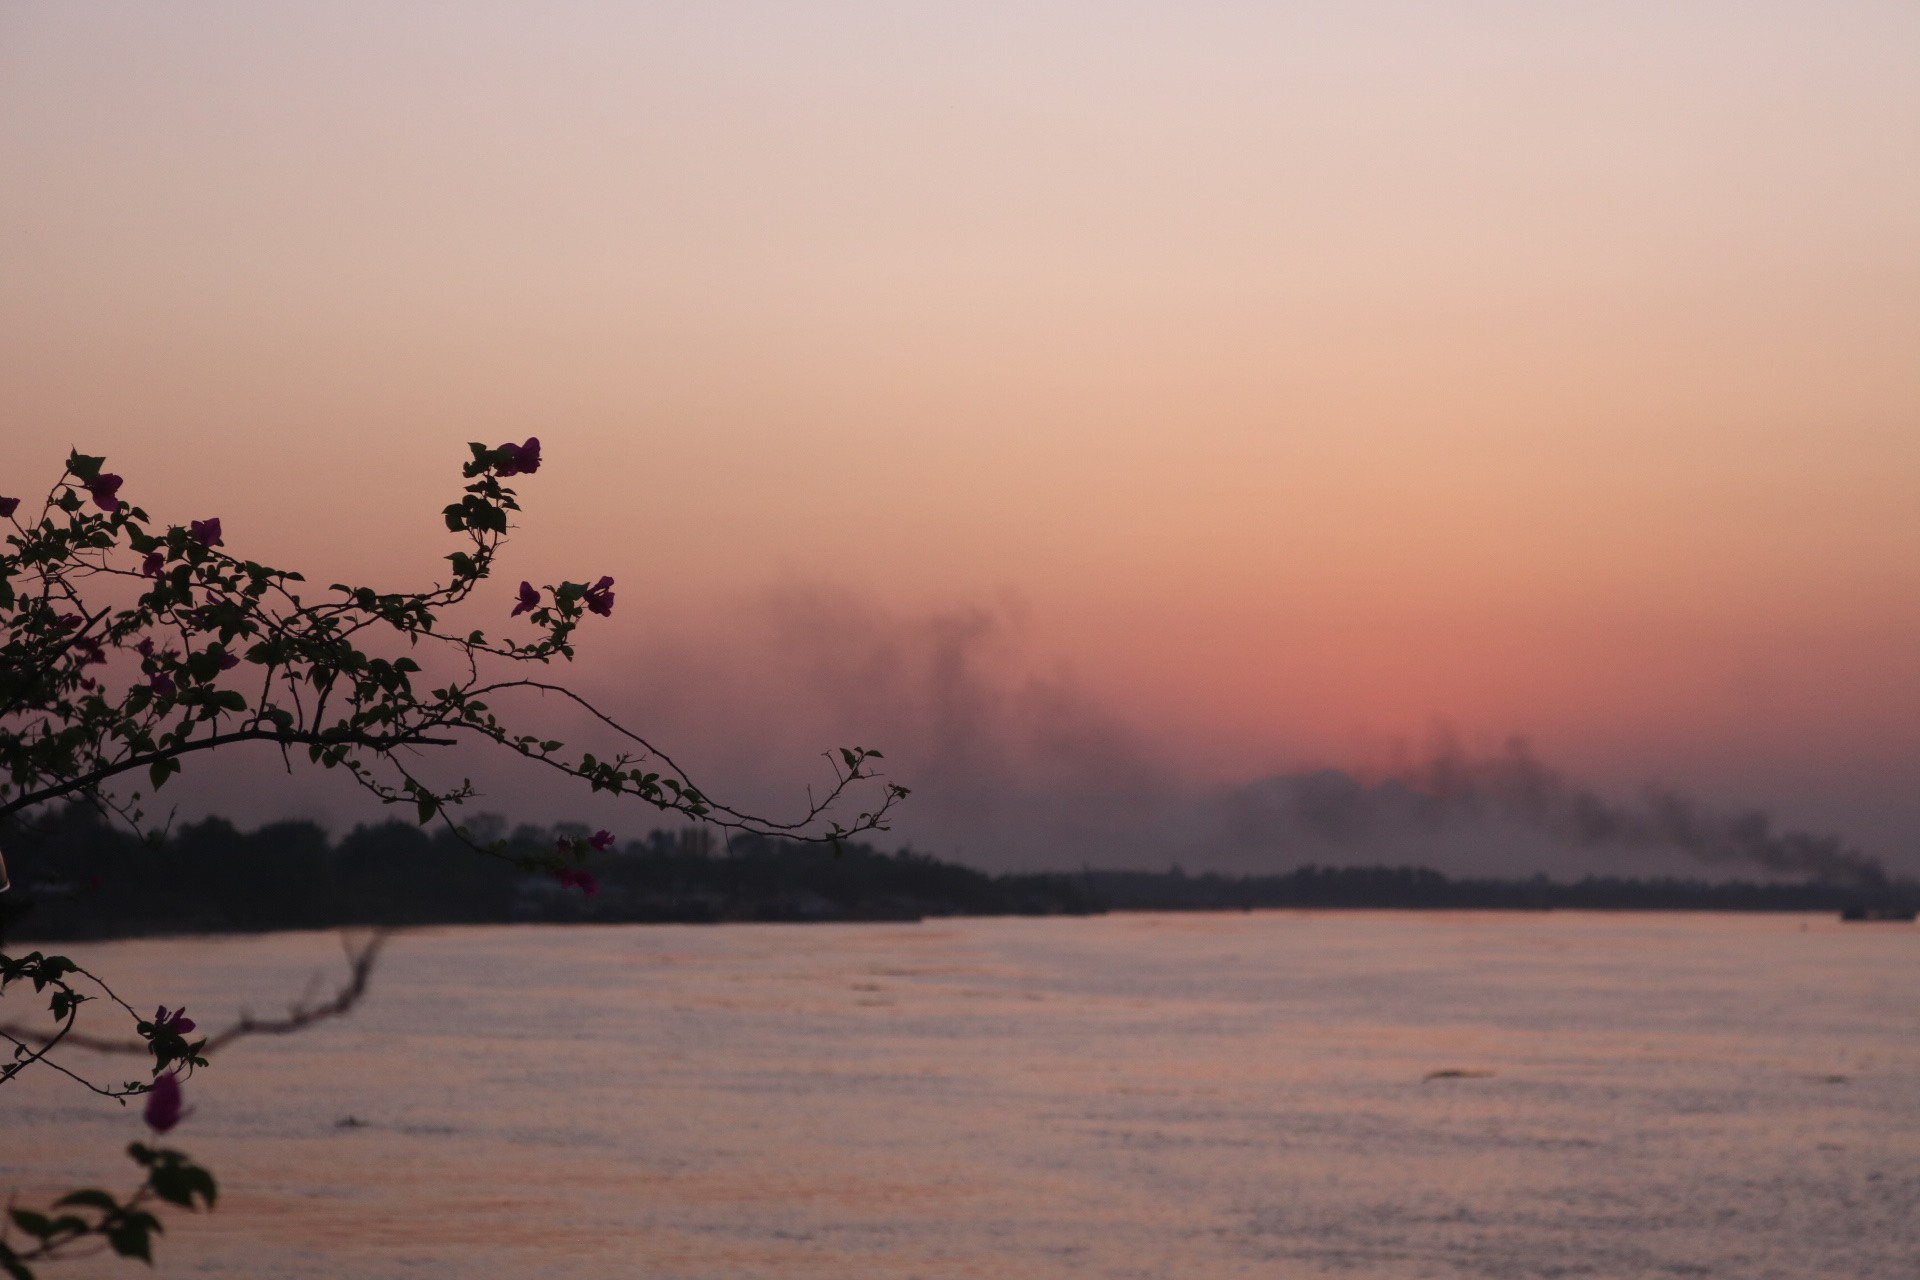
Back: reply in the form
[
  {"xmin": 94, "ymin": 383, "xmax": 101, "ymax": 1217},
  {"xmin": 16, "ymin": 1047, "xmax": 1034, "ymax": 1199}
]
[{"xmin": 5, "ymin": 3, "xmax": 1917, "ymax": 870}]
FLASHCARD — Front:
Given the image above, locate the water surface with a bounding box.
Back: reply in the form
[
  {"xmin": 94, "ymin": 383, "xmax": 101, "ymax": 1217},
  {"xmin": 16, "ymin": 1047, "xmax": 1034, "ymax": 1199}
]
[{"xmin": 4, "ymin": 912, "xmax": 1915, "ymax": 1277}]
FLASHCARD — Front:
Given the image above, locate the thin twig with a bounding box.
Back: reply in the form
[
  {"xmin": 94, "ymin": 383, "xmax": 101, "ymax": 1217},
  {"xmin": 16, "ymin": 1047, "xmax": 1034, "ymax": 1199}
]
[{"xmin": 0, "ymin": 933, "xmax": 385, "ymax": 1059}]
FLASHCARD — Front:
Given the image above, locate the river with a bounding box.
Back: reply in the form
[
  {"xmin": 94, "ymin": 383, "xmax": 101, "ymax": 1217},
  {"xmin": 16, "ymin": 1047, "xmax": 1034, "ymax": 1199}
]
[{"xmin": 3, "ymin": 911, "xmax": 1915, "ymax": 1277}]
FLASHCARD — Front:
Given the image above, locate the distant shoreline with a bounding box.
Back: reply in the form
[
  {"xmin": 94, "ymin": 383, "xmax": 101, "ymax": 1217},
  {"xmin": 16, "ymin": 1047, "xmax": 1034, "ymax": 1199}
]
[
  {"xmin": 13, "ymin": 904, "xmax": 1919, "ymax": 950},
  {"xmin": 4, "ymin": 810, "xmax": 1913, "ymax": 945}
]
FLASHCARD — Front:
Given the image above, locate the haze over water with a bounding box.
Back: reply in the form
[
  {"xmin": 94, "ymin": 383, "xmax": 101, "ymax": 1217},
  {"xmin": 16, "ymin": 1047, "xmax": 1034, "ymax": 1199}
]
[{"xmin": 6, "ymin": 912, "xmax": 1915, "ymax": 1278}]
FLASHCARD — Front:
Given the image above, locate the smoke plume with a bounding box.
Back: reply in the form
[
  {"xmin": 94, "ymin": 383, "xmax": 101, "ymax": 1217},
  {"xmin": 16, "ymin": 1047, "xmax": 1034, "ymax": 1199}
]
[
  {"xmin": 1356, "ymin": 734, "xmax": 1890, "ymax": 885},
  {"xmin": 595, "ymin": 589, "xmax": 1896, "ymax": 884}
]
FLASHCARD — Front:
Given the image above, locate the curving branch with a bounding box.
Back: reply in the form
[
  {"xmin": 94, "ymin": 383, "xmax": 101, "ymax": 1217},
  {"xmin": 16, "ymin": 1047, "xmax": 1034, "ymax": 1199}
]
[
  {"xmin": 0, "ymin": 442, "xmax": 905, "ymax": 859},
  {"xmin": 0, "ymin": 732, "xmax": 456, "ymax": 822},
  {"xmin": 0, "ymin": 934, "xmax": 384, "ymax": 1061},
  {"xmin": 456, "ymin": 678, "xmax": 906, "ymax": 836}
]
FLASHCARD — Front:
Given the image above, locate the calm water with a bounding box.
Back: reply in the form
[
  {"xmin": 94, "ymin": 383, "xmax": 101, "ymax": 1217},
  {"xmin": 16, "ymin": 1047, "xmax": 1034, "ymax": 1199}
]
[{"xmin": 4, "ymin": 912, "xmax": 1916, "ymax": 1278}]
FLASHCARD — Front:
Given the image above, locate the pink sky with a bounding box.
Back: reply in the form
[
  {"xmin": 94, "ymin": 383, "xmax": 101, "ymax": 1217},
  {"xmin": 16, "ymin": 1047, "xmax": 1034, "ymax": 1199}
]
[{"xmin": 5, "ymin": 3, "xmax": 1918, "ymax": 868}]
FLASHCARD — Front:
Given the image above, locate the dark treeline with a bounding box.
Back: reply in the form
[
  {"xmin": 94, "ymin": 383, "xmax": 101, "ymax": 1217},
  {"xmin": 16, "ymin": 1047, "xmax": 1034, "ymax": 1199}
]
[
  {"xmin": 1, "ymin": 808, "xmax": 1914, "ymax": 942},
  {"xmin": 1085, "ymin": 864, "xmax": 1919, "ymax": 915},
  {"xmin": 0, "ymin": 807, "xmax": 1096, "ymax": 941}
]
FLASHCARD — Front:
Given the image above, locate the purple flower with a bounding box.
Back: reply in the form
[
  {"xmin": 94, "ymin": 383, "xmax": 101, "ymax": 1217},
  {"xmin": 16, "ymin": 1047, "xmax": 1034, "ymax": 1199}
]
[
  {"xmin": 140, "ymin": 550, "xmax": 166, "ymax": 578},
  {"xmin": 85, "ymin": 474, "xmax": 123, "ymax": 512},
  {"xmin": 144, "ymin": 1071, "xmax": 188, "ymax": 1133},
  {"xmin": 188, "ymin": 517, "xmax": 223, "ymax": 547},
  {"xmin": 557, "ymin": 868, "xmax": 599, "ymax": 897},
  {"xmin": 216, "ymin": 650, "xmax": 240, "ymax": 671},
  {"xmin": 135, "ymin": 636, "xmax": 155, "ymax": 658},
  {"xmin": 589, "ymin": 829, "xmax": 615, "ymax": 852},
  {"xmin": 154, "ymin": 1005, "xmax": 197, "ymax": 1036},
  {"xmin": 496, "ymin": 437, "xmax": 542, "ymax": 477},
  {"xmin": 149, "ymin": 671, "xmax": 176, "ymax": 697},
  {"xmin": 583, "ymin": 576, "xmax": 614, "ymax": 618},
  {"xmin": 0, "ymin": 496, "xmax": 19, "ymax": 519},
  {"xmin": 510, "ymin": 581, "xmax": 540, "ymax": 617}
]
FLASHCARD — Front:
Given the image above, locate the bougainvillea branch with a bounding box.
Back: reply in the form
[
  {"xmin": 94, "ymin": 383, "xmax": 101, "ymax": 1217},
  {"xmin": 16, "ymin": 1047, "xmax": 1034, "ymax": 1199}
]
[
  {"xmin": 0, "ymin": 934, "xmax": 384, "ymax": 1060},
  {"xmin": 0, "ymin": 441, "xmax": 907, "ymax": 873},
  {"xmin": 0, "ymin": 440, "xmax": 908, "ymax": 1276}
]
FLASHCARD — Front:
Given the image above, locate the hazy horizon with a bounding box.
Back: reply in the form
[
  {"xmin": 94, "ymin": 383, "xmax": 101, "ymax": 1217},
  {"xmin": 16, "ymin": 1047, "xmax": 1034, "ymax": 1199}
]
[{"xmin": 6, "ymin": 3, "xmax": 1917, "ymax": 876}]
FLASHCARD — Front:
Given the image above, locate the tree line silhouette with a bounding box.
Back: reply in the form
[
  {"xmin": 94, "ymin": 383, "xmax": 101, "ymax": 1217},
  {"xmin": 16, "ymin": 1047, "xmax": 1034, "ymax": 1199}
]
[{"xmin": 4, "ymin": 805, "xmax": 1912, "ymax": 943}]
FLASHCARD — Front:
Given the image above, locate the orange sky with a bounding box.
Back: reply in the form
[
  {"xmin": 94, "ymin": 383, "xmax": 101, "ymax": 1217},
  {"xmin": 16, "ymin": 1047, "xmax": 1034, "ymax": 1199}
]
[{"xmin": 4, "ymin": 3, "xmax": 1918, "ymax": 861}]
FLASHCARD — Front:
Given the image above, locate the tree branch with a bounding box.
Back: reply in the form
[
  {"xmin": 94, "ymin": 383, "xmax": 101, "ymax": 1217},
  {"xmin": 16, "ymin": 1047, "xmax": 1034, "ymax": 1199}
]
[
  {"xmin": 0, "ymin": 933, "xmax": 385, "ymax": 1059},
  {"xmin": 1, "ymin": 733, "xmax": 455, "ymax": 821}
]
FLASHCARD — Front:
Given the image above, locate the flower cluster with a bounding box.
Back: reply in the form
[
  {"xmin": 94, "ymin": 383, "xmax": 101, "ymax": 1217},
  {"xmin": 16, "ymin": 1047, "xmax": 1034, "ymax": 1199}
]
[
  {"xmin": 549, "ymin": 829, "xmax": 615, "ymax": 896},
  {"xmin": 507, "ymin": 575, "xmax": 615, "ymax": 621},
  {"xmin": 154, "ymin": 1006, "xmax": 196, "ymax": 1036},
  {"xmin": 143, "ymin": 1071, "xmax": 187, "ymax": 1134},
  {"xmin": 85, "ymin": 473, "xmax": 123, "ymax": 512},
  {"xmin": 495, "ymin": 436, "xmax": 541, "ymax": 477},
  {"xmin": 583, "ymin": 576, "xmax": 614, "ymax": 617}
]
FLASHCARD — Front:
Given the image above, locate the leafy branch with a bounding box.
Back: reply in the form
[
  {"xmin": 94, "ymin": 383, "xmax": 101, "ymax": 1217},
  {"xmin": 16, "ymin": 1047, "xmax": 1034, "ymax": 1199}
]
[
  {"xmin": 0, "ymin": 437, "xmax": 908, "ymax": 1274},
  {"xmin": 0, "ymin": 934, "xmax": 383, "ymax": 1061},
  {"xmin": 0, "ymin": 1143, "xmax": 217, "ymax": 1278},
  {"xmin": 0, "ymin": 441, "xmax": 906, "ymax": 877}
]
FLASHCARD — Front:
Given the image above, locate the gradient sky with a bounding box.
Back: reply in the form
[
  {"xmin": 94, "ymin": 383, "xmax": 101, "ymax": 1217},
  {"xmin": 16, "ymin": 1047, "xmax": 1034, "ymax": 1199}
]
[{"xmin": 5, "ymin": 3, "xmax": 1918, "ymax": 866}]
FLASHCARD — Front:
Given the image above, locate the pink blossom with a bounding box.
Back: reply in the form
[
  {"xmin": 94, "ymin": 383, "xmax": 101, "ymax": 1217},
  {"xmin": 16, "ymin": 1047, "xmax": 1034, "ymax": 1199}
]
[
  {"xmin": 589, "ymin": 829, "xmax": 615, "ymax": 852},
  {"xmin": 510, "ymin": 581, "xmax": 539, "ymax": 617},
  {"xmin": 149, "ymin": 672, "xmax": 176, "ymax": 697},
  {"xmin": 85, "ymin": 474, "xmax": 124, "ymax": 512},
  {"xmin": 583, "ymin": 576, "xmax": 614, "ymax": 617},
  {"xmin": 143, "ymin": 1072, "xmax": 188, "ymax": 1133},
  {"xmin": 188, "ymin": 517, "xmax": 223, "ymax": 547},
  {"xmin": 556, "ymin": 868, "xmax": 599, "ymax": 896},
  {"xmin": 496, "ymin": 437, "xmax": 542, "ymax": 476},
  {"xmin": 135, "ymin": 637, "xmax": 155, "ymax": 658},
  {"xmin": 0, "ymin": 496, "xmax": 18, "ymax": 519},
  {"xmin": 153, "ymin": 1005, "xmax": 197, "ymax": 1036},
  {"xmin": 140, "ymin": 551, "xmax": 166, "ymax": 577}
]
